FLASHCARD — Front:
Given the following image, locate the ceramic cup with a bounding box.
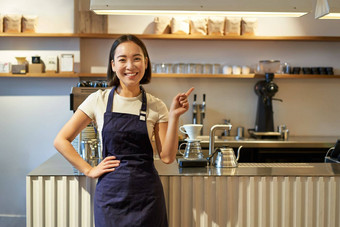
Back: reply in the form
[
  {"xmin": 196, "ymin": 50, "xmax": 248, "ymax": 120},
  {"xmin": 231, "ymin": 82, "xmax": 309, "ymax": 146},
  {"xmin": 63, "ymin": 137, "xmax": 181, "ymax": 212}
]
[
  {"xmin": 232, "ymin": 65, "xmax": 241, "ymax": 75},
  {"xmin": 179, "ymin": 124, "xmax": 203, "ymax": 140},
  {"xmin": 222, "ymin": 65, "xmax": 232, "ymax": 74},
  {"xmin": 241, "ymin": 65, "xmax": 250, "ymax": 74}
]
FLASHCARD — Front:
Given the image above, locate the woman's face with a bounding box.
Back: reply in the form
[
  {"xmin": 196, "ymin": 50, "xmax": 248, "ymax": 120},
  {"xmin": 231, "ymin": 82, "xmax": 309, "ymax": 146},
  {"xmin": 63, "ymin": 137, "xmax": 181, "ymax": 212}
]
[{"xmin": 111, "ymin": 41, "xmax": 148, "ymax": 89}]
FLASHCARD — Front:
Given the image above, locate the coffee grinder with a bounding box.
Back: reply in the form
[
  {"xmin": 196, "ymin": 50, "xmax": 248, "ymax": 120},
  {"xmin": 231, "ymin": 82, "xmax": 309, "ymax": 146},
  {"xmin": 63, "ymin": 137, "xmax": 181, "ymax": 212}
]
[{"xmin": 250, "ymin": 73, "xmax": 283, "ymax": 138}]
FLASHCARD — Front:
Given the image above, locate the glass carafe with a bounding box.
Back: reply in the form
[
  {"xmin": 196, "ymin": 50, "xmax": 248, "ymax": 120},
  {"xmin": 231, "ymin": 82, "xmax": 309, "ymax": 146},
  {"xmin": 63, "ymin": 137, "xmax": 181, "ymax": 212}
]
[{"xmin": 178, "ymin": 140, "xmax": 203, "ymax": 160}]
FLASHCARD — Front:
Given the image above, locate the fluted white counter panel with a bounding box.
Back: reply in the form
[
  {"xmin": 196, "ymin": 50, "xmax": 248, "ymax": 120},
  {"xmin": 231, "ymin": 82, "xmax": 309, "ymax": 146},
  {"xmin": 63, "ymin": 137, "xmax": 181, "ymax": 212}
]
[
  {"xmin": 27, "ymin": 154, "xmax": 340, "ymax": 227},
  {"xmin": 166, "ymin": 176, "xmax": 340, "ymax": 227},
  {"xmin": 26, "ymin": 176, "xmax": 96, "ymax": 227},
  {"xmin": 27, "ymin": 175, "xmax": 340, "ymax": 227}
]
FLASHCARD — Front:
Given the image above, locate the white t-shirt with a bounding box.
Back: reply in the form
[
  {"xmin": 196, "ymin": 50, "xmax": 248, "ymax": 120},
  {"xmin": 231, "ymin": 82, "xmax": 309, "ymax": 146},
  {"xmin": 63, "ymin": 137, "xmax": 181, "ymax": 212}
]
[{"xmin": 78, "ymin": 89, "xmax": 169, "ymax": 146}]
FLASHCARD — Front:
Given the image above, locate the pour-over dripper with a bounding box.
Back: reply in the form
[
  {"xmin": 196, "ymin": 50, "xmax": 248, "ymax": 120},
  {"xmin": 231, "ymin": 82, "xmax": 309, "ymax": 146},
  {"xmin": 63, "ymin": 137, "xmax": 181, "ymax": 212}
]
[{"xmin": 179, "ymin": 124, "xmax": 203, "ymax": 140}]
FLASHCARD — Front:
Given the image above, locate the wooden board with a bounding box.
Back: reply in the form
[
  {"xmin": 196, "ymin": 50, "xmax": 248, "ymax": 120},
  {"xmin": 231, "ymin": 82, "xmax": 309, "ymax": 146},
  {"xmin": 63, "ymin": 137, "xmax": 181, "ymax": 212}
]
[{"xmin": 74, "ymin": 0, "xmax": 108, "ymax": 34}]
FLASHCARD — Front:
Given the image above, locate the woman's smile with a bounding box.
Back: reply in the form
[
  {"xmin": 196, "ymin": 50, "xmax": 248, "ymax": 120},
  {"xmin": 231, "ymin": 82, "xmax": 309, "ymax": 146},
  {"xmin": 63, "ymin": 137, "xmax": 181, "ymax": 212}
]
[{"xmin": 125, "ymin": 72, "xmax": 138, "ymax": 77}]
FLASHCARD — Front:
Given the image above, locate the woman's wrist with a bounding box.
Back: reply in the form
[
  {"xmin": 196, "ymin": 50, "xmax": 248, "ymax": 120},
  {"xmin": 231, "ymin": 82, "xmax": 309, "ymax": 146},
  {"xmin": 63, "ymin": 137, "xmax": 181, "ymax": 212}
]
[
  {"xmin": 81, "ymin": 164, "xmax": 93, "ymax": 177},
  {"xmin": 168, "ymin": 110, "xmax": 180, "ymax": 121}
]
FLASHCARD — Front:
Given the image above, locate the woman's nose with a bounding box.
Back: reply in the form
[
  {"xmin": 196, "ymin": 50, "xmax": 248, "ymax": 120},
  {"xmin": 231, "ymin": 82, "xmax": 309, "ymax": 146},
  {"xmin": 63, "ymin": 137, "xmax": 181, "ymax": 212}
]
[{"xmin": 126, "ymin": 60, "xmax": 134, "ymax": 69}]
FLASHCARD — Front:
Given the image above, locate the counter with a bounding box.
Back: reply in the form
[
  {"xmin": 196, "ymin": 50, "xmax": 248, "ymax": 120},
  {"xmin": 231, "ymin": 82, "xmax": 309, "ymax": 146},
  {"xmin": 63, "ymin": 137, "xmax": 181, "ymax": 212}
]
[
  {"xmin": 183, "ymin": 136, "xmax": 339, "ymax": 162},
  {"xmin": 27, "ymin": 152, "xmax": 340, "ymax": 227},
  {"xmin": 198, "ymin": 135, "xmax": 338, "ymax": 148},
  {"xmin": 28, "ymin": 153, "xmax": 340, "ymax": 177}
]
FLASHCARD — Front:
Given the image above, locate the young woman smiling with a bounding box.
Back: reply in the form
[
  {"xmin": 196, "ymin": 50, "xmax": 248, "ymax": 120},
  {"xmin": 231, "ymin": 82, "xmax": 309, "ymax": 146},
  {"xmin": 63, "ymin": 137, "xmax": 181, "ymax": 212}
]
[{"xmin": 54, "ymin": 34, "xmax": 194, "ymax": 227}]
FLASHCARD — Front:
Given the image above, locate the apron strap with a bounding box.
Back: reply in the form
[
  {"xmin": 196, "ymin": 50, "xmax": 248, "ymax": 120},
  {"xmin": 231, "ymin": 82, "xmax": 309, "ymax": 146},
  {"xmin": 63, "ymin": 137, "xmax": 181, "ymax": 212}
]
[
  {"xmin": 106, "ymin": 86, "xmax": 117, "ymax": 113},
  {"xmin": 139, "ymin": 86, "xmax": 147, "ymax": 121}
]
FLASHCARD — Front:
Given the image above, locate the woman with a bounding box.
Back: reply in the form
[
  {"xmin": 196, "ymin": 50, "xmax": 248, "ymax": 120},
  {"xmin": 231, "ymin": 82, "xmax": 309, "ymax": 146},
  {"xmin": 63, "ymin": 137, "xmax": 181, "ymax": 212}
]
[{"xmin": 54, "ymin": 34, "xmax": 194, "ymax": 226}]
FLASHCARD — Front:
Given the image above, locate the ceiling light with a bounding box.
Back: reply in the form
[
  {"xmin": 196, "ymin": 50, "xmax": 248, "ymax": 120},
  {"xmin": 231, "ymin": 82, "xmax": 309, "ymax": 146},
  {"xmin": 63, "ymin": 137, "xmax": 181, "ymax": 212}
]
[
  {"xmin": 91, "ymin": 0, "xmax": 311, "ymax": 17},
  {"xmin": 315, "ymin": 0, "xmax": 340, "ymax": 19}
]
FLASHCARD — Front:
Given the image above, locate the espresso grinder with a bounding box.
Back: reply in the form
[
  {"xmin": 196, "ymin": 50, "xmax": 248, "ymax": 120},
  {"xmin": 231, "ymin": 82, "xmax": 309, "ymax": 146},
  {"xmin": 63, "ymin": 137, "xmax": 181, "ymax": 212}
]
[{"xmin": 250, "ymin": 73, "xmax": 283, "ymax": 138}]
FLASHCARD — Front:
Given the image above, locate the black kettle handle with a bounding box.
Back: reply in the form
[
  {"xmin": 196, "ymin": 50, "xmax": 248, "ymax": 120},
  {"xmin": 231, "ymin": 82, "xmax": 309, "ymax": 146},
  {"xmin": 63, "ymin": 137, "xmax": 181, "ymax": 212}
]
[{"xmin": 207, "ymin": 147, "xmax": 221, "ymax": 165}]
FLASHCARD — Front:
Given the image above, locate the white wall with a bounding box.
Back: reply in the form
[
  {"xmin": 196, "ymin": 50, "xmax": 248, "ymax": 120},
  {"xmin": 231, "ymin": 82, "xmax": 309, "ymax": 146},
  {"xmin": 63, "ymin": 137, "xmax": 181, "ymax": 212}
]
[
  {"xmin": 1, "ymin": 0, "xmax": 340, "ymax": 226},
  {"xmin": 0, "ymin": 0, "xmax": 74, "ymax": 33},
  {"xmin": 0, "ymin": 1, "xmax": 76, "ymax": 226}
]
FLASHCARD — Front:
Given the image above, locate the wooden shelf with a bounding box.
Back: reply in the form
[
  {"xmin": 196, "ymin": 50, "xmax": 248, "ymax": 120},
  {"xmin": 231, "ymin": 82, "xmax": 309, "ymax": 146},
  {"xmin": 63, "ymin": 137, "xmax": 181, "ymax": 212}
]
[
  {"xmin": 154, "ymin": 73, "xmax": 340, "ymax": 79},
  {"xmin": 268, "ymin": 74, "xmax": 339, "ymax": 79},
  {"xmin": 2, "ymin": 33, "xmax": 340, "ymax": 41},
  {"xmin": 0, "ymin": 33, "xmax": 80, "ymax": 38},
  {"xmin": 0, "ymin": 72, "xmax": 79, "ymax": 78},
  {"xmin": 1, "ymin": 34, "xmax": 339, "ymax": 79},
  {"xmin": 3, "ymin": 72, "xmax": 336, "ymax": 79},
  {"xmin": 0, "ymin": 73, "xmax": 340, "ymax": 79}
]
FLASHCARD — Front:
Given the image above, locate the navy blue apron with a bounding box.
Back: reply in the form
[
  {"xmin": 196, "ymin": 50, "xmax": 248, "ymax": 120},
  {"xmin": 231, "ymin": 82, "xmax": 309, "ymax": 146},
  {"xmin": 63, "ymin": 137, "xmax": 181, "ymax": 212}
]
[{"xmin": 94, "ymin": 86, "xmax": 168, "ymax": 227}]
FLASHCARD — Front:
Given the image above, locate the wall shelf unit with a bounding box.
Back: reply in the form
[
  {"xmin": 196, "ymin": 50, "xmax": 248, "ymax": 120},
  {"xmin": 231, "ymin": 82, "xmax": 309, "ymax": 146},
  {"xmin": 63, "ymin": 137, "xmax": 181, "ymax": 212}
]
[{"xmin": 1, "ymin": 33, "xmax": 340, "ymax": 79}]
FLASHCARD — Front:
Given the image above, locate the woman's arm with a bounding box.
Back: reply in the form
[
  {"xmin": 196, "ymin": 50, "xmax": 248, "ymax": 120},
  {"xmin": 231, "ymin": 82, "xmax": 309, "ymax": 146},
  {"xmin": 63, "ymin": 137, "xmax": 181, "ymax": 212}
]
[
  {"xmin": 54, "ymin": 109, "xmax": 120, "ymax": 178},
  {"xmin": 154, "ymin": 88, "xmax": 194, "ymax": 164}
]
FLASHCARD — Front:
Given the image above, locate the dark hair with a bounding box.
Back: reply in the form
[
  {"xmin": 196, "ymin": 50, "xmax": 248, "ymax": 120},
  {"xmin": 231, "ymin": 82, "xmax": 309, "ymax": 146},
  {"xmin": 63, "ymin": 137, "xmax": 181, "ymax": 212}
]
[{"xmin": 107, "ymin": 34, "xmax": 152, "ymax": 87}]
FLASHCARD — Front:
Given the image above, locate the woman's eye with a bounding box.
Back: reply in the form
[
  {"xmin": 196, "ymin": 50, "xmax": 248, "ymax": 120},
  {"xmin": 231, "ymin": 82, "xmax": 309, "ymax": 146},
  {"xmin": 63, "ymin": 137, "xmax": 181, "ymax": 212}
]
[
  {"xmin": 118, "ymin": 59, "xmax": 126, "ymax": 62},
  {"xmin": 134, "ymin": 57, "xmax": 142, "ymax": 61}
]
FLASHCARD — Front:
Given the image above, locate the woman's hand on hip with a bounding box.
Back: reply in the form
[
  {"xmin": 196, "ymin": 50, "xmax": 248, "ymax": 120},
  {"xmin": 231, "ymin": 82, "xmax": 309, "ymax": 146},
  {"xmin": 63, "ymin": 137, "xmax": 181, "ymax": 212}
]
[
  {"xmin": 86, "ymin": 156, "xmax": 120, "ymax": 178},
  {"xmin": 169, "ymin": 87, "xmax": 194, "ymax": 118}
]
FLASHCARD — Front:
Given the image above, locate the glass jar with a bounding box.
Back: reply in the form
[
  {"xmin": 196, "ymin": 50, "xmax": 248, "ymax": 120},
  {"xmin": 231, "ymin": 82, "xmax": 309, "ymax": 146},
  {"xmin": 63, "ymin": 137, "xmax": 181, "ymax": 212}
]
[
  {"xmin": 203, "ymin": 64, "xmax": 212, "ymax": 74},
  {"xmin": 165, "ymin": 64, "xmax": 173, "ymax": 73},
  {"xmin": 194, "ymin": 64, "xmax": 203, "ymax": 74},
  {"xmin": 174, "ymin": 63, "xmax": 188, "ymax": 74},
  {"xmin": 187, "ymin": 63, "xmax": 196, "ymax": 74},
  {"xmin": 212, "ymin": 64, "xmax": 221, "ymax": 74}
]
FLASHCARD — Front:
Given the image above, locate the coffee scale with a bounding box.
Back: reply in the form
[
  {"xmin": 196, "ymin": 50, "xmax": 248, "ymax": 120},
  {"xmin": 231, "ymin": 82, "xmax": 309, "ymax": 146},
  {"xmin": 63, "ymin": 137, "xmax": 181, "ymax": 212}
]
[{"xmin": 177, "ymin": 124, "xmax": 208, "ymax": 167}]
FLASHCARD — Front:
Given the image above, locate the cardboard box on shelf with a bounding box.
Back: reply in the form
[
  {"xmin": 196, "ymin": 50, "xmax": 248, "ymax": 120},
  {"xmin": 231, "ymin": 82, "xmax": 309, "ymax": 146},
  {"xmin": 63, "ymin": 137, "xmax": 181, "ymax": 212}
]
[
  {"xmin": 28, "ymin": 63, "xmax": 44, "ymax": 73},
  {"xmin": 12, "ymin": 64, "xmax": 26, "ymax": 74}
]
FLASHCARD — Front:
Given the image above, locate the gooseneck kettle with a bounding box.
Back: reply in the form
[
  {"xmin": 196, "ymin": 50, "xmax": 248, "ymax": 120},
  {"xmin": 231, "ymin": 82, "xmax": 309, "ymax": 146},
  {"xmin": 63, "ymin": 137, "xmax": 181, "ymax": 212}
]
[{"xmin": 208, "ymin": 146, "xmax": 243, "ymax": 168}]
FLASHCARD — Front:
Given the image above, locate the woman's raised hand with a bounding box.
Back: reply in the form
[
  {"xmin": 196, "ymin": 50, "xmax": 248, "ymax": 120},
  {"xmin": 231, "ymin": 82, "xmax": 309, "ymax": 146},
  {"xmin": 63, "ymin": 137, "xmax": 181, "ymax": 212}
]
[{"xmin": 169, "ymin": 87, "xmax": 194, "ymax": 118}]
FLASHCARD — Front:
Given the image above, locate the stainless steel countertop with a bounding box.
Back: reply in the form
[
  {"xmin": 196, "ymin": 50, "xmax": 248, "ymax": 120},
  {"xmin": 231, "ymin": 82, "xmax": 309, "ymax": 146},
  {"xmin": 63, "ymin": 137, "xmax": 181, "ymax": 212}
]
[
  {"xmin": 28, "ymin": 153, "xmax": 340, "ymax": 177},
  {"xmin": 197, "ymin": 136, "xmax": 338, "ymax": 148}
]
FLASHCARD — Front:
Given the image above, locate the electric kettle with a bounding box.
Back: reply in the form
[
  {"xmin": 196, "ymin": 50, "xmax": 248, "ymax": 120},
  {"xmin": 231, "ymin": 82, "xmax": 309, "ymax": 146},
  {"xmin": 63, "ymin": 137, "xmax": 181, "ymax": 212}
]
[{"xmin": 208, "ymin": 146, "xmax": 243, "ymax": 168}]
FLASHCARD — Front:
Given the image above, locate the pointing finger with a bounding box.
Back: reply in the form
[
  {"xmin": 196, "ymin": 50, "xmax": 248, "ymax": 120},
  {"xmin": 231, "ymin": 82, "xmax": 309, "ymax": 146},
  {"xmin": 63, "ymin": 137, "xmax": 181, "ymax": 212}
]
[{"xmin": 185, "ymin": 87, "xmax": 195, "ymax": 97}]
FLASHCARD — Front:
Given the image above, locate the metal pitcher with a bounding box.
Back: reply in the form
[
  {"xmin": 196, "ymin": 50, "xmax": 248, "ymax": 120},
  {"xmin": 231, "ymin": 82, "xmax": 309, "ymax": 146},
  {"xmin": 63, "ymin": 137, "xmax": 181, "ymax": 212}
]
[
  {"xmin": 80, "ymin": 138, "xmax": 100, "ymax": 166},
  {"xmin": 209, "ymin": 146, "xmax": 243, "ymax": 168}
]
